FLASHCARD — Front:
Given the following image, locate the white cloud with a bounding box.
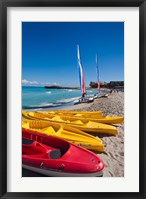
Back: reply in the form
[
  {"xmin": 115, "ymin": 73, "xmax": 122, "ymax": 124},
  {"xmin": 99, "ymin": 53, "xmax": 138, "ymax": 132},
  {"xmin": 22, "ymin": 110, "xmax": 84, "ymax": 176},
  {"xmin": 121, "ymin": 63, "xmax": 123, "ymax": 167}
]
[
  {"xmin": 22, "ymin": 79, "xmax": 39, "ymax": 86},
  {"xmin": 22, "ymin": 79, "xmax": 52, "ymax": 86},
  {"xmin": 22, "ymin": 79, "xmax": 29, "ymax": 84}
]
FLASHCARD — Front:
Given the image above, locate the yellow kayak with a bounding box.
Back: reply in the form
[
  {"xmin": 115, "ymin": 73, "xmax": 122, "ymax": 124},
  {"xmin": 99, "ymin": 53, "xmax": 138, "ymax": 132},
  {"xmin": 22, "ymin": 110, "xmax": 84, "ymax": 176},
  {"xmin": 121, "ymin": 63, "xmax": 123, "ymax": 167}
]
[
  {"xmin": 38, "ymin": 110, "xmax": 103, "ymax": 118},
  {"xmin": 22, "ymin": 119, "xmax": 104, "ymax": 152},
  {"xmin": 22, "ymin": 111, "xmax": 118, "ymax": 135},
  {"xmin": 38, "ymin": 110, "xmax": 123, "ymax": 124}
]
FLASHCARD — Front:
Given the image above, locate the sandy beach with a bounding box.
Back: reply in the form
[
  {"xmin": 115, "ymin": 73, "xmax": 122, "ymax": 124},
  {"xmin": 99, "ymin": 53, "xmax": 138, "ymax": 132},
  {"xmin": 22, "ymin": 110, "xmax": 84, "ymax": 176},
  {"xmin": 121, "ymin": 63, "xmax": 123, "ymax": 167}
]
[
  {"xmin": 22, "ymin": 91, "xmax": 124, "ymax": 177},
  {"xmin": 61, "ymin": 91, "xmax": 124, "ymax": 177}
]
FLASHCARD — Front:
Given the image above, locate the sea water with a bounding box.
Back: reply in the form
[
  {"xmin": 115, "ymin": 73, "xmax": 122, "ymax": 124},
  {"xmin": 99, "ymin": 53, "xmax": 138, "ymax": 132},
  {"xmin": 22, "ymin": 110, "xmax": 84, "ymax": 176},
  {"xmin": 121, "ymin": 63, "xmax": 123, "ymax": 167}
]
[{"xmin": 22, "ymin": 86, "xmax": 97, "ymax": 110}]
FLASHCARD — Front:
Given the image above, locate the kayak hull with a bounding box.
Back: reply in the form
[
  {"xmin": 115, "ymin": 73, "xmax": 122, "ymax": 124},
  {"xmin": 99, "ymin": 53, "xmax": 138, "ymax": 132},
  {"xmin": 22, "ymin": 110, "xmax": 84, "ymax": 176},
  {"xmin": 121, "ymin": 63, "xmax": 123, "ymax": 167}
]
[
  {"xmin": 82, "ymin": 116, "xmax": 124, "ymax": 124},
  {"xmin": 22, "ymin": 129, "xmax": 104, "ymax": 177},
  {"xmin": 37, "ymin": 110, "xmax": 124, "ymax": 124},
  {"xmin": 22, "ymin": 164, "xmax": 103, "ymax": 177},
  {"xmin": 38, "ymin": 110, "xmax": 103, "ymax": 118},
  {"xmin": 38, "ymin": 111, "xmax": 124, "ymax": 124},
  {"xmin": 22, "ymin": 120, "xmax": 104, "ymax": 152}
]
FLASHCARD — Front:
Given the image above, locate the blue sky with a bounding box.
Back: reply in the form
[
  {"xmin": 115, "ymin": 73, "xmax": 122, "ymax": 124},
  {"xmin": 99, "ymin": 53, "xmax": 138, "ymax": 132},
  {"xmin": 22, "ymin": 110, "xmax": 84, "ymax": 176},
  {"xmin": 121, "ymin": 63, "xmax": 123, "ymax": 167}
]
[{"xmin": 22, "ymin": 22, "xmax": 124, "ymax": 87}]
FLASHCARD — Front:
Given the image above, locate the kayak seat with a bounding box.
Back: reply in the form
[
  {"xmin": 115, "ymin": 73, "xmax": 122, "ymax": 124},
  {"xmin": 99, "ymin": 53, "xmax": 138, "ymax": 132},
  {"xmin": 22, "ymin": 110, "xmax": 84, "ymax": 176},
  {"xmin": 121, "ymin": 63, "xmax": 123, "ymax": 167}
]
[
  {"xmin": 86, "ymin": 121, "xmax": 99, "ymax": 128},
  {"xmin": 73, "ymin": 120, "xmax": 84, "ymax": 125},
  {"xmin": 29, "ymin": 112, "xmax": 35, "ymax": 117},
  {"xmin": 22, "ymin": 138, "xmax": 34, "ymax": 145},
  {"xmin": 49, "ymin": 149, "xmax": 61, "ymax": 159},
  {"xmin": 22, "ymin": 122, "xmax": 29, "ymax": 129},
  {"xmin": 42, "ymin": 126, "xmax": 56, "ymax": 134},
  {"xmin": 52, "ymin": 116, "xmax": 64, "ymax": 122},
  {"xmin": 74, "ymin": 114, "xmax": 82, "ymax": 117}
]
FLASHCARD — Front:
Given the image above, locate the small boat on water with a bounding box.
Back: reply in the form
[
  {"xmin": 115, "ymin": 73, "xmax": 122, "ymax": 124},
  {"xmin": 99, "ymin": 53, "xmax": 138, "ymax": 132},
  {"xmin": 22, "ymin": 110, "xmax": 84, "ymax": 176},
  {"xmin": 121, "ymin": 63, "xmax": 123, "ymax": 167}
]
[
  {"xmin": 22, "ymin": 111, "xmax": 118, "ymax": 135},
  {"xmin": 22, "ymin": 128, "xmax": 104, "ymax": 177},
  {"xmin": 22, "ymin": 119, "xmax": 104, "ymax": 152}
]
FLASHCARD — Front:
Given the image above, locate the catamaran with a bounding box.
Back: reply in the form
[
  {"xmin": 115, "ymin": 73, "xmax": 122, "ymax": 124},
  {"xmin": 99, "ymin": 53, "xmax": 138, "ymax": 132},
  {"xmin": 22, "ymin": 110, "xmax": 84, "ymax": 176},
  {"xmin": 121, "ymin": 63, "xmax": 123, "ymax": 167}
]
[
  {"xmin": 94, "ymin": 53, "xmax": 108, "ymax": 99},
  {"xmin": 77, "ymin": 44, "xmax": 86, "ymax": 98},
  {"xmin": 75, "ymin": 45, "xmax": 94, "ymax": 104}
]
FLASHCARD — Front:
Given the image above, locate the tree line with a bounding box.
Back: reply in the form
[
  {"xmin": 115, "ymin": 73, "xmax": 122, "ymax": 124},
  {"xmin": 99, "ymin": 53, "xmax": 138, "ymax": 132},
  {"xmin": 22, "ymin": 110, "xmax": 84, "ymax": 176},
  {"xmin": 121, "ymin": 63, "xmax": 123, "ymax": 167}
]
[{"xmin": 89, "ymin": 81, "xmax": 124, "ymax": 88}]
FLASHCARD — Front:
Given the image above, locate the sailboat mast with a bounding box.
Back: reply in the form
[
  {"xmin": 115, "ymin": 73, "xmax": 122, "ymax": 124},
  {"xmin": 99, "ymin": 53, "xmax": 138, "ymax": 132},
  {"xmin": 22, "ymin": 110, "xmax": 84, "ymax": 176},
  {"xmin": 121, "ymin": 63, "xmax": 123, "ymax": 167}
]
[
  {"xmin": 77, "ymin": 45, "xmax": 86, "ymax": 97},
  {"xmin": 96, "ymin": 53, "xmax": 100, "ymax": 92},
  {"xmin": 96, "ymin": 54, "xmax": 99, "ymax": 82}
]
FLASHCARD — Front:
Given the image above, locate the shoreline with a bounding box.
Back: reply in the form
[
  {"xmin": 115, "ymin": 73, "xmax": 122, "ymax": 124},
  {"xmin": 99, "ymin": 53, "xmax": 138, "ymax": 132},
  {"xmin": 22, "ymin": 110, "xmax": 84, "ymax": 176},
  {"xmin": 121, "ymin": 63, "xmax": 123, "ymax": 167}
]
[
  {"xmin": 23, "ymin": 89, "xmax": 109, "ymax": 112},
  {"xmin": 23, "ymin": 91, "xmax": 124, "ymax": 177}
]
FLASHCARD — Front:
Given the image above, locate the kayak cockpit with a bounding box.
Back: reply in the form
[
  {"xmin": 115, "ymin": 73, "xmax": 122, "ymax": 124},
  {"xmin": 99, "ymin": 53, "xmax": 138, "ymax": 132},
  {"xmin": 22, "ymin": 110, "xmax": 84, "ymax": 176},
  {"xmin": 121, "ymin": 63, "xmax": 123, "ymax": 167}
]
[
  {"xmin": 22, "ymin": 134, "xmax": 70, "ymax": 158},
  {"xmin": 22, "ymin": 138, "xmax": 62, "ymax": 159}
]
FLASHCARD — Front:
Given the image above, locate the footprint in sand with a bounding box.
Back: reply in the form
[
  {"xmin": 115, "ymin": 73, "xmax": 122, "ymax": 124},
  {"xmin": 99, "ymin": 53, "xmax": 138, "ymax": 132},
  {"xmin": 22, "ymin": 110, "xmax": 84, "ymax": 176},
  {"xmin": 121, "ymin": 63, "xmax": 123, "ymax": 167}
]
[
  {"xmin": 109, "ymin": 171, "xmax": 114, "ymax": 177},
  {"xmin": 109, "ymin": 152, "xmax": 114, "ymax": 158},
  {"xmin": 119, "ymin": 152, "xmax": 124, "ymax": 156}
]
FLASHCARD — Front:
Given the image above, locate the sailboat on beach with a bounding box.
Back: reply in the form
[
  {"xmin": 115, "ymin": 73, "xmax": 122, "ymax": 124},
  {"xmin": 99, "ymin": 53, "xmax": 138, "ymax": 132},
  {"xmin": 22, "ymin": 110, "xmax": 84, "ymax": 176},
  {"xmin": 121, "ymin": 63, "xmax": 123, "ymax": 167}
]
[
  {"xmin": 96, "ymin": 53, "xmax": 100, "ymax": 93},
  {"xmin": 77, "ymin": 45, "xmax": 86, "ymax": 98},
  {"xmin": 94, "ymin": 53, "xmax": 108, "ymax": 99},
  {"xmin": 75, "ymin": 45, "xmax": 94, "ymax": 104}
]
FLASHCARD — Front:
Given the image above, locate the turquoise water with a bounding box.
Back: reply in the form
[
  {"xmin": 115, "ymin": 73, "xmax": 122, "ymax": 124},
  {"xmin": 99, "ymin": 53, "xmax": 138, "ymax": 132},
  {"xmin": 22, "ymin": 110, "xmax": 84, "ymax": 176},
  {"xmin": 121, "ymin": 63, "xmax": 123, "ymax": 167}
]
[{"xmin": 22, "ymin": 86, "xmax": 97, "ymax": 110}]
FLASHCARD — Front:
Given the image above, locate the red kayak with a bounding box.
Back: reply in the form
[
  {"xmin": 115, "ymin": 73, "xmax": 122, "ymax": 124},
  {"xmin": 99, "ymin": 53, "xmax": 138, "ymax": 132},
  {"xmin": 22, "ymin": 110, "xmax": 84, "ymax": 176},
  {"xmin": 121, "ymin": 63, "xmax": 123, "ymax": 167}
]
[{"xmin": 22, "ymin": 128, "xmax": 104, "ymax": 177}]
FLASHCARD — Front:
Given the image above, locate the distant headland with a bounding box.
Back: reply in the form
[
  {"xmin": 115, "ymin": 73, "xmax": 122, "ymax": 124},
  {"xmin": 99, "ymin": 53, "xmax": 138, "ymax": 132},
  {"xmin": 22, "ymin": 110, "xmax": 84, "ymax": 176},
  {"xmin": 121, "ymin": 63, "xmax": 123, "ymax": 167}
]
[
  {"xmin": 44, "ymin": 81, "xmax": 124, "ymax": 90},
  {"xmin": 44, "ymin": 85, "xmax": 79, "ymax": 89}
]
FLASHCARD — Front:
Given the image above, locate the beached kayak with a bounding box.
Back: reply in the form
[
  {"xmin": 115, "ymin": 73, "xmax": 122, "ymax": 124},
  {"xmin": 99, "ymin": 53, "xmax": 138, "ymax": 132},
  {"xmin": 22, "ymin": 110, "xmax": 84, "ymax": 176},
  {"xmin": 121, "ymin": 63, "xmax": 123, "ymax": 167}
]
[
  {"xmin": 22, "ymin": 120, "xmax": 104, "ymax": 152},
  {"xmin": 22, "ymin": 128, "xmax": 104, "ymax": 177},
  {"xmin": 22, "ymin": 111, "xmax": 117, "ymax": 135},
  {"xmin": 38, "ymin": 110, "xmax": 103, "ymax": 118},
  {"xmin": 38, "ymin": 110, "xmax": 123, "ymax": 124},
  {"xmin": 90, "ymin": 115, "xmax": 124, "ymax": 124}
]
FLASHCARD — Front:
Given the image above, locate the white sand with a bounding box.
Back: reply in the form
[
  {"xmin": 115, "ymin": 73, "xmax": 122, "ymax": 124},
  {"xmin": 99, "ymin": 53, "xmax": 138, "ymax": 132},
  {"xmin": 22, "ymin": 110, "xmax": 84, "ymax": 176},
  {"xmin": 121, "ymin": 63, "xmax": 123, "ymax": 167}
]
[{"xmin": 64, "ymin": 92, "xmax": 124, "ymax": 177}]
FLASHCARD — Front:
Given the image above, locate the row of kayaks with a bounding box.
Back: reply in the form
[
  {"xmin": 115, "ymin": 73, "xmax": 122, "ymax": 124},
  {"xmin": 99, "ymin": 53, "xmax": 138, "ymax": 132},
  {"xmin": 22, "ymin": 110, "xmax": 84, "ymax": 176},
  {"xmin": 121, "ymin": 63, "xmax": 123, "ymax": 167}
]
[
  {"xmin": 22, "ymin": 110, "xmax": 124, "ymax": 177},
  {"xmin": 35, "ymin": 110, "xmax": 124, "ymax": 124},
  {"xmin": 22, "ymin": 111, "xmax": 122, "ymax": 135},
  {"xmin": 39, "ymin": 110, "xmax": 103, "ymax": 117}
]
